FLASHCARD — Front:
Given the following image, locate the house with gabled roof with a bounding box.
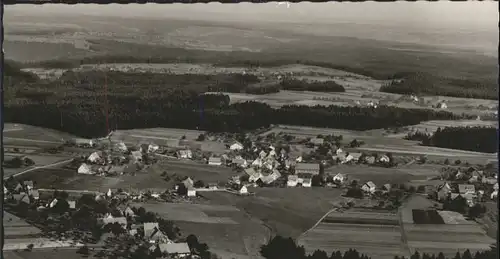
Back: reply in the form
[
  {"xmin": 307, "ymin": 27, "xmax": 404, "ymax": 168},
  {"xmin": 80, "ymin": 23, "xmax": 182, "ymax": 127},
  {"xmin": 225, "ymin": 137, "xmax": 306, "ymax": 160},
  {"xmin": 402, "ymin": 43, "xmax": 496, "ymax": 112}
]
[
  {"xmin": 232, "ymin": 158, "xmax": 248, "ymax": 168},
  {"xmin": 23, "ymin": 181, "xmax": 34, "ymax": 190},
  {"xmin": 182, "ymin": 177, "xmax": 194, "ymax": 189},
  {"xmin": 361, "ymin": 181, "xmax": 377, "ymax": 194},
  {"xmin": 78, "ymin": 163, "xmax": 94, "ymax": 175},
  {"xmin": 245, "ymin": 168, "xmax": 263, "ymax": 183},
  {"xmin": 239, "ymin": 185, "xmax": 248, "ymax": 195},
  {"xmin": 88, "ymin": 151, "xmax": 102, "ymax": 163},
  {"xmin": 333, "ymin": 173, "xmax": 347, "ymax": 183},
  {"xmin": 29, "ymin": 189, "xmax": 40, "ymax": 200},
  {"xmin": 208, "ymin": 157, "xmax": 222, "ymax": 166},
  {"xmin": 458, "ymin": 184, "xmax": 475, "ymax": 195},
  {"xmin": 157, "ymin": 243, "xmax": 191, "ymax": 257},
  {"xmin": 309, "ymin": 138, "xmax": 324, "ymax": 146},
  {"xmin": 302, "ymin": 178, "xmax": 312, "ymax": 188},
  {"xmin": 177, "ymin": 149, "xmax": 193, "ymax": 159},
  {"xmin": 261, "ymin": 169, "xmax": 281, "ymax": 184},
  {"xmin": 229, "ymin": 141, "xmax": 244, "ymax": 151},
  {"xmin": 14, "ymin": 183, "xmax": 24, "ymax": 193},
  {"xmin": 295, "ymin": 163, "xmax": 320, "ymax": 175}
]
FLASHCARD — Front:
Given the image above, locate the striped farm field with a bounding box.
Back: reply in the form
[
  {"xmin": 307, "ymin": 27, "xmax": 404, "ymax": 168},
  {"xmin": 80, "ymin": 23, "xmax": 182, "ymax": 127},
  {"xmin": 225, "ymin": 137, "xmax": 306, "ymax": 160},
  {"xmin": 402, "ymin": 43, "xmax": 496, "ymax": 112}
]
[
  {"xmin": 298, "ymin": 222, "xmax": 406, "ymax": 259},
  {"xmin": 323, "ymin": 211, "xmax": 399, "ymax": 225}
]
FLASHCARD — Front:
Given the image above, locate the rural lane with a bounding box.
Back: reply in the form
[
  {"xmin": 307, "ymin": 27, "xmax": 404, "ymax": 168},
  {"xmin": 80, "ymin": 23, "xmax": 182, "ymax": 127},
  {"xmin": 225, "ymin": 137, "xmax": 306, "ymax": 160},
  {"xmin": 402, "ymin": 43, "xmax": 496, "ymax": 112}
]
[{"xmin": 4, "ymin": 158, "xmax": 74, "ymax": 180}]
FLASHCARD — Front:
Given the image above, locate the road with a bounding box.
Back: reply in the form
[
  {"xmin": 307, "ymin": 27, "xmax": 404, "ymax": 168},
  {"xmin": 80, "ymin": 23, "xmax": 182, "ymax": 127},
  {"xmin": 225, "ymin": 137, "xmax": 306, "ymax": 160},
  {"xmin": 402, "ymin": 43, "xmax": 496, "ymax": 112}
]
[{"xmin": 4, "ymin": 158, "xmax": 74, "ymax": 180}]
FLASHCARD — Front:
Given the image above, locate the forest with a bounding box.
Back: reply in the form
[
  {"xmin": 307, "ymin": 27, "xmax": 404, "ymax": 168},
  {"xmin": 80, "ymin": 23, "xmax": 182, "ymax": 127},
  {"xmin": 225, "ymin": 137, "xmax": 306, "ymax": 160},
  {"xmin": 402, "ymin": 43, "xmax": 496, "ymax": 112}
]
[
  {"xmin": 4, "ymin": 64, "xmax": 465, "ymax": 138},
  {"xmin": 379, "ymin": 72, "xmax": 497, "ymax": 100}
]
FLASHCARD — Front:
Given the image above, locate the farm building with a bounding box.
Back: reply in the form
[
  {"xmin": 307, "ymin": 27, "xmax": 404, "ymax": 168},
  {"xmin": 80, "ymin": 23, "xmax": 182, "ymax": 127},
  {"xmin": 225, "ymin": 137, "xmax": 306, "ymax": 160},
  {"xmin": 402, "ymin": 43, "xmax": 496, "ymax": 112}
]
[
  {"xmin": 378, "ymin": 155, "xmax": 390, "ymax": 163},
  {"xmin": 182, "ymin": 177, "xmax": 194, "ymax": 188},
  {"xmin": 23, "ymin": 181, "xmax": 34, "ymax": 190},
  {"xmin": 29, "ymin": 189, "xmax": 40, "ymax": 200},
  {"xmin": 259, "ymin": 150, "xmax": 267, "ymax": 158},
  {"xmin": 208, "ymin": 183, "xmax": 218, "ymax": 190},
  {"xmin": 232, "ymin": 158, "xmax": 248, "ymax": 168},
  {"xmin": 177, "ymin": 150, "xmax": 193, "ymax": 159},
  {"xmin": 309, "ymin": 138, "xmax": 324, "ymax": 146},
  {"xmin": 148, "ymin": 144, "xmax": 159, "ymax": 153},
  {"xmin": 302, "ymin": 178, "xmax": 312, "ymax": 188},
  {"xmin": 187, "ymin": 187, "xmax": 197, "ymax": 197},
  {"xmin": 382, "ymin": 184, "xmax": 392, "ymax": 192},
  {"xmin": 295, "ymin": 163, "xmax": 320, "ymax": 175},
  {"xmin": 494, "ymin": 183, "xmax": 499, "ymax": 191},
  {"xmin": 287, "ymin": 175, "xmax": 299, "ymax": 187},
  {"xmin": 333, "ymin": 173, "xmax": 347, "ymax": 183},
  {"xmin": 88, "ymin": 151, "xmax": 102, "ymax": 163},
  {"xmin": 482, "ymin": 177, "xmax": 497, "ymax": 185},
  {"xmin": 437, "ymin": 182, "xmax": 452, "ymax": 201},
  {"xmin": 229, "ymin": 141, "xmax": 244, "ymax": 151},
  {"xmin": 458, "ymin": 184, "xmax": 475, "ymax": 195},
  {"xmin": 155, "ymin": 243, "xmax": 191, "ymax": 257},
  {"xmin": 245, "ymin": 168, "xmax": 263, "ymax": 183},
  {"xmin": 261, "ymin": 169, "xmax": 281, "ymax": 184},
  {"xmin": 131, "ymin": 151, "xmax": 143, "ymax": 163},
  {"xmin": 436, "ymin": 101, "xmax": 448, "ymax": 109},
  {"xmin": 491, "ymin": 191, "xmax": 498, "ymax": 200},
  {"xmin": 361, "ymin": 181, "xmax": 377, "ymax": 194},
  {"xmin": 208, "ymin": 157, "xmax": 222, "ymax": 166},
  {"xmin": 239, "ymin": 186, "xmax": 248, "ymax": 194},
  {"xmin": 101, "ymin": 216, "xmax": 128, "ymax": 228}
]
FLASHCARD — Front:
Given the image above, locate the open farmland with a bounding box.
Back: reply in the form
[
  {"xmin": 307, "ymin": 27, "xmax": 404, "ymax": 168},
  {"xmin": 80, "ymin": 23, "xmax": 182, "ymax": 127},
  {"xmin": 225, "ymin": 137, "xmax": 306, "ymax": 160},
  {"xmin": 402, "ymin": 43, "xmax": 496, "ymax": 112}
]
[
  {"xmin": 158, "ymin": 159, "xmax": 236, "ymax": 183},
  {"xmin": 400, "ymin": 195, "xmax": 496, "ymax": 257},
  {"xmin": 3, "ymin": 250, "xmax": 97, "ymax": 259},
  {"xmin": 298, "ymin": 210, "xmax": 408, "ymax": 259},
  {"xmin": 3, "ymin": 123, "xmax": 75, "ymax": 143},
  {"xmin": 3, "ymin": 154, "xmax": 74, "ymax": 179},
  {"xmin": 131, "ymin": 201, "xmax": 270, "ymax": 259},
  {"xmin": 202, "ymin": 187, "xmax": 344, "ymax": 239}
]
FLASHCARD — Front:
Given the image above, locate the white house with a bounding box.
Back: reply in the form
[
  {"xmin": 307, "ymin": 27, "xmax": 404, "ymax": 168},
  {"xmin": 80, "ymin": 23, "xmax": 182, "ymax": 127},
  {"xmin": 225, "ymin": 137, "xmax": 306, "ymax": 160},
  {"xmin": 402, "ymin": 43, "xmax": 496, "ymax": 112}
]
[
  {"xmin": 491, "ymin": 191, "xmax": 498, "ymax": 200},
  {"xmin": 157, "ymin": 243, "xmax": 191, "ymax": 258},
  {"xmin": 287, "ymin": 175, "xmax": 299, "ymax": 187},
  {"xmin": 229, "ymin": 142, "xmax": 244, "ymax": 151},
  {"xmin": 178, "ymin": 150, "xmax": 193, "ymax": 159},
  {"xmin": 187, "ymin": 187, "xmax": 197, "ymax": 197},
  {"xmin": 148, "ymin": 144, "xmax": 159, "ymax": 153},
  {"xmin": 107, "ymin": 188, "xmax": 113, "ymax": 197},
  {"xmin": 245, "ymin": 168, "xmax": 263, "ymax": 183},
  {"xmin": 251, "ymin": 158, "xmax": 263, "ymax": 167},
  {"xmin": 295, "ymin": 156, "xmax": 303, "ymax": 163},
  {"xmin": 239, "ymin": 186, "xmax": 248, "ymax": 195},
  {"xmin": 333, "ymin": 173, "xmax": 347, "ymax": 183},
  {"xmin": 361, "ymin": 181, "xmax": 377, "ymax": 194},
  {"xmin": 378, "ymin": 155, "xmax": 390, "ymax": 163},
  {"xmin": 88, "ymin": 152, "xmax": 102, "ymax": 163},
  {"xmin": 115, "ymin": 142, "xmax": 128, "ymax": 152},
  {"xmin": 78, "ymin": 163, "xmax": 94, "ymax": 175},
  {"xmin": 232, "ymin": 158, "xmax": 248, "ymax": 168},
  {"xmin": 208, "ymin": 157, "xmax": 222, "ymax": 166}
]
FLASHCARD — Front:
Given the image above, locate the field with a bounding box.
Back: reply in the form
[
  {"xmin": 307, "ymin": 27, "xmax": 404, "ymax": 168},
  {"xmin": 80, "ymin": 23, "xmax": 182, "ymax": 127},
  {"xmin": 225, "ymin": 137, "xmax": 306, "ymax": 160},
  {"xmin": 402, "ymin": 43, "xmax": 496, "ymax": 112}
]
[
  {"xmin": 400, "ymin": 196, "xmax": 495, "ymax": 257},
  {"xmin": 131, "ymin": 201, "xmax": 270, "ymax": 259},
  {"xmin": 3, "ymin": 154, "xmax": 74, "ymax": 179},
  {"xmin": 14, "ymin": 158, "xmax": 236, "ymax": 192},
  {"xmin": 3, "ymin": 249, "xmax": 95, "ymax": 259},
  {"xmin": 297, "ymin": 210, "xmax": 407, "ymax": 259},
  {"xmin": 3, "ymin": 123, "xmax": 75, "ymax": 143},
  {"xmin": 202, "ymin": 187, "xmax": 345, "ymax": 239}
]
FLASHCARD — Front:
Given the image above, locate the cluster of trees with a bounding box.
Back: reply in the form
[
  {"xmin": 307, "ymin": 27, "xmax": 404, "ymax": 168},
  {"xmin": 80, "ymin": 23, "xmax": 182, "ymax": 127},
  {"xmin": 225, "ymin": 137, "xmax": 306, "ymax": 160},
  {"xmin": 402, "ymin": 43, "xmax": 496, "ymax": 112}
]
[
  {"xmin": 404, "ymin": 131, "xmax": 432, "ymax": 144},
  {"xmin": 379, "ymin": 72, "xmax": 497, "ymax": 100},
  {"xmin": 3, "ymin": 156, "xmax": 35, "ymax": 168},
  {"xmin": 424, "ymin": 127, "xmax": 497, "ymax": 153},
  {"xmin": 260, "ymin": 236, "xmax": 497, "ymax": 259},
  {"xmin": 279, "ymin": 78, "xmax": 345, "ymax": 92}
]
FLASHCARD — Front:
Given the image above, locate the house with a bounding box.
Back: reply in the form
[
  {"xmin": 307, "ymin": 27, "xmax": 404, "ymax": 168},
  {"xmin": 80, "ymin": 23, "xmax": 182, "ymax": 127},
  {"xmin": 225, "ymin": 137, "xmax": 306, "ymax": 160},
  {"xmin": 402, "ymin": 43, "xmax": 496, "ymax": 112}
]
[
  {"xmin": 123, "ymin": 206, "xmax": 136, "ymax": 217},
  {"xmin": 382, "ymin": 184, "xmax": 392, "ymax": 192},
  {"xmin": 77, "ymin": 163, "xmax": 94, "ymax": 175},
  {"xmin": 232, "ymin": 158, "xmax": 248, "ymax": 168},
  {"xmin": 14, "ymin": 183, "xmax": 23, "ymax": 193},
  {"xmin": 361, "ymin": 181, "xmax": 377, "ymax": 194},
  {"xmin": 302, "ymin": 178, "xmax": 312, "ymax": 188},
  {"xmin": 208, "ymin": 183, "xmax": 218, "ymax": 190},
  {"xmin": 13, "ymin": 193, "xmax": 30, "ymax": 205},
  {"xmin": 148, "ymin": 144, "xmax": 159, "ymax": 153},
  {"xmin": 88, "ymin": 151, "xmax": 102, "ymax": 163},
  {"xmin": 49, "ymin": 198, "xmax": 58, "ymax": 208},
  {"xmin": 208, "ymin": 157, "xmax": 222, "ymax": 166},
  {"xmin": 231, "ymin": 176, "xmax": 241, "ymax": 185},
  {"xmin": 245, "ymin": 168, "xmax": 263, "ymax": 183},
  {"xmin": 491, "ymin": 190, "xmax": 498, "ymax": 200},
  {"xmin": 107, "ymin": 188, "xmax": 113, "ymax": 197},
  {"xmin": 187, "ymin": 187, "xmax": 197, "ymax": 197},
  {"xmin": 295, "ymin": 163, "xmax": 320, "ymax": 175},
  {"xmin": 364, "ymin": 156, "xmax": 376, "ymax": 164},
  {"xmin": 131, "ymin": 151, "xmax": 143, "ymax": 163},
  {"xmin": 482, "ymin": 177, "xmax": 497, "ymax": 185},
  {"xmin": 436, "ymin": 101, "xmax": 447, "ymax": 109},
  {"xmin": 115, "ymin": 142, "xmax": 128, "ymax": 152},
  {"xmin": 494, "ymin": 183, "xmax": 499, "ymax": 191},
  {"xmin": 295, "ymin": 156, "xmax": 303, "ymax": 163},
  {"xmin": 229, "ymin": 141, "xmax": 244, "ymax": 151},
  {"xmin": 451, "ymin": 193, "xmax": 475, "ymax": 206},
  {"xmin": 261, "ymin": 170, "xmax": 281, "ymax": 184},
  {"xmin": 437, "ymin": 182, "xmax": 452, "ymax": 201},
  {"xmin": 29, "ymin": 189, "xmax": 40, "ymax": 200},
  {"xmin": 23, "ymin": 181, "xmax": 34, "ymax": 190},
  {"xmin": 68, "ymin": 200, "xmax": 77, "ymax": 209},
  {"xmin": 259, "ymin": 150, "xmax": 267, "ymax": 158},
  {"xmin": 239, "ymin": 186, "xmax": 248, "ymax": 194},
  {"xmin": 251, "ymin": 158, "xmax": 263, "ymax": 167},
  {"xmin": 157, "ymin": 243, "xmax": 191, "ymax": 258},
  {"xmin": 101, "ymin": 216, "xmax": 127, "ymax": 228},
  {"xmin": 378, "ymin": 155, "xmax": 390, "ymax": 163},
  {"xmin": 333, "ymin": 173, "xmax": 347, "ymax": 183},
  {"xmin": 177, "ymin": 150, "xmax": 193, "ymax": 159},
  {"xmin": 287, "ymin": 175, "xmax": 299, "ymax": 187},
  {"xmin": 182, "ymin": 177, "xmax": 194, "ymax": 188},
  {"xmin": 458, "ymin": 184, "xmax": 475, "ymax": 195},
  {"xmin": 310, "ymin": 138, "xmax": 324, "ymax": 146},
  {"xmin": 144, "ymin": 222, "xmax": 160, "ymax": 239},
  {"xmin": 4, "ymin": 185, "xmax": 8, "ymax": 196}
]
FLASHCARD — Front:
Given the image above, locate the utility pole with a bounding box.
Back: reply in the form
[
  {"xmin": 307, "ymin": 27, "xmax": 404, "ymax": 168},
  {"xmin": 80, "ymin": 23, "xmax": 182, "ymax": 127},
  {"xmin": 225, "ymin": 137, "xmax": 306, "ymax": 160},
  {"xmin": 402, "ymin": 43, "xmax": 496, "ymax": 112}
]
[{"xmin": 104, "ymin": 71, "xmax": 110, "ymax": 135}]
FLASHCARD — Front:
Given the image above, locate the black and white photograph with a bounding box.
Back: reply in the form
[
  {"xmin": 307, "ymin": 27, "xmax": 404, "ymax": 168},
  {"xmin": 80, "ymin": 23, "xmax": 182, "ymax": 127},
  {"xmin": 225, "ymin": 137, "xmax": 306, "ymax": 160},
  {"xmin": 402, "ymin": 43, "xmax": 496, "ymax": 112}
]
[{"xmin": 1, "ymin": 2, "xmax": 498, "ymax": 259}]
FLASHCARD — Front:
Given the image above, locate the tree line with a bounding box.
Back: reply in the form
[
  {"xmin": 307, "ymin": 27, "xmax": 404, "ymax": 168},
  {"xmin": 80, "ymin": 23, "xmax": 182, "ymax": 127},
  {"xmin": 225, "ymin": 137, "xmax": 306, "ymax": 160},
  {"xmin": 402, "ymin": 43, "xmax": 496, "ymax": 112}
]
[
  {"xmin": 5, "ymin": 68, "xmax": 466, "ymax": 138},
  {"xmin": 405, "ymin": 127, "xmax": 497, "ymax": 153},
  {"xmin": 260, "ymin": 236, "xmax": 497, "ymax": 259},
  {"xmin": 379, "ymin": 72, "xmax": 497, "ymax": 100}
]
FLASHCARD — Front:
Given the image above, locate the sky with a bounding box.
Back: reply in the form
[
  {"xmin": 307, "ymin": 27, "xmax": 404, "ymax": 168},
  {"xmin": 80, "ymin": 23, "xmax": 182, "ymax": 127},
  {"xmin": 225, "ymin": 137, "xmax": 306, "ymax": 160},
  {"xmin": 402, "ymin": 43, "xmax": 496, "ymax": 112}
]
[{"xmin": 6, "ymin": 2, "xmax": 498, "ymax": 31}]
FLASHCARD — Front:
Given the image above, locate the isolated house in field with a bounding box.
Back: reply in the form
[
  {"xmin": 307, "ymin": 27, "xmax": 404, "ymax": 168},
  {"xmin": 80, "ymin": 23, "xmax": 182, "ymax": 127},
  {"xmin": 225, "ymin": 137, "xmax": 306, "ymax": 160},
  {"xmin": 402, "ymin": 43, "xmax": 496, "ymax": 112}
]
[
  {"xmin": 295, "ymin": 163, "xmax": 320, "ymax": 175},
  {"xmin": 333, "ymin": 173, "xmax": 347, "ymax": 184},
  {"xmin": 208, "ymin": 157, "xmax": 222, "ymax": 166},
  {"xmin": 229, "ymin": 141, "xmax": 244, "ymax": 151},
  {"xmin": 157, "ymin": 243, "xmax": 191, "ymax": 258},
  {"xmin": 239, "ymin": 185, "xmax": 248, "ymax": 195},
  {"xmin": 458, "ymin": 184, "xmax": 476, "ymax": 195},
  {"xmin": 361, "ymin": 181, "xmax": 377, "ymax": 194},
  {"xmin": 287, "ymin": 175, "xmax": 299, "ymax": 187},
  {"xmin": 309, "ymin": 138, "xmax": 324, "ymax": 146}
]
